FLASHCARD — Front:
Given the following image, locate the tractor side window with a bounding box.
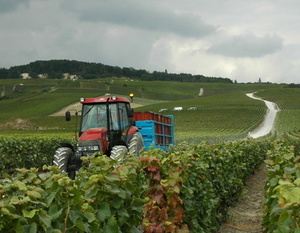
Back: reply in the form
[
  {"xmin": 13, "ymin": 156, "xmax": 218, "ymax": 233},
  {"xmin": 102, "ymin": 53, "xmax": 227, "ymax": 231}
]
[
  {"xmin": 108, "ymin": 103, "xmax": 130, "ymax": 131},
  {"xmin": 109, "ymin": 104, "xmax": 119, "ymax": 130},
  {"xmin": 119, "ymin": 103, "xmax": 130, "ymax": 131}
]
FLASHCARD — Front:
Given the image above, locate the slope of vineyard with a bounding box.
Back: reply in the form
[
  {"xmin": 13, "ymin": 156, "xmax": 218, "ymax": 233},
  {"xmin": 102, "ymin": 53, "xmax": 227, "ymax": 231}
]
[
  {"xmin": 136, "ymin": 91, "xmax": 267, "ymax": 143},
  {"xmin": 255, "ymin": 88, "xmax": 300, "ymax": 139},
  {"xmin": 0, "ymin": 78, "xmax": 277, "ymax": 142},
  {"xmin": 2, "ymin": 78, "xmax": 299, "ymax": 143}
]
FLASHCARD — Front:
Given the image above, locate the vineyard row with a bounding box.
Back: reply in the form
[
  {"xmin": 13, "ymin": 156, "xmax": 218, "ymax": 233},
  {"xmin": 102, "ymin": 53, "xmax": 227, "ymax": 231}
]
[{"xmin": 1, "ymin": 137, "xmax": 299, "ymax": 232}]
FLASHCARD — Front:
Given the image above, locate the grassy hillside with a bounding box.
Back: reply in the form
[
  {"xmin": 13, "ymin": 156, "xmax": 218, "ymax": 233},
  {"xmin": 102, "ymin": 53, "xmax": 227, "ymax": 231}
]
[
  {"xmin": 136, "ymin": 91, "xmax": 267, "ymax": 143},
  {"xmin": 0, "ymin": 78, "xmax": 294, "ymax": 143}
]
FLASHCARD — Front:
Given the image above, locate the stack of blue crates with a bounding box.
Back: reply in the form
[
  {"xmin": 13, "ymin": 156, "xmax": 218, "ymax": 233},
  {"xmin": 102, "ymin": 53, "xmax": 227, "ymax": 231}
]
[{"xmin": 135, "ymin": 115, "xmax": 174, "ymax": 151}]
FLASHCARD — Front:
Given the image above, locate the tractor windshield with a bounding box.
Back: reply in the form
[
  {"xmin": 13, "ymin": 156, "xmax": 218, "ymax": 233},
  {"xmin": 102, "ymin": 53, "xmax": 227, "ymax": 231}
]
[
  {"xmin": 80, "ymin": 102, "xmax": 131, "ymax": 133},
  {"xmin": 81, "ymin": 104, "xmax": 107, "ymax": 132}
]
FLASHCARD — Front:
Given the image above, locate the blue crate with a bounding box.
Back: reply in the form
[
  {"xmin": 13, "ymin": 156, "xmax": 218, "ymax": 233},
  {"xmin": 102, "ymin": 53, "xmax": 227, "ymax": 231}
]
[{"xmin": 136, "ymin": 116, "xmax": 174, "ymax": 151}]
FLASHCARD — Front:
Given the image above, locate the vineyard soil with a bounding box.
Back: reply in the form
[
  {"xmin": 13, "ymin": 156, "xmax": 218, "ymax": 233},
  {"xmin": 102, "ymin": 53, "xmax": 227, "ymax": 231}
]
[{"xmin": 217, "ymin": 163, "xmax": 267, "ymax": 233}]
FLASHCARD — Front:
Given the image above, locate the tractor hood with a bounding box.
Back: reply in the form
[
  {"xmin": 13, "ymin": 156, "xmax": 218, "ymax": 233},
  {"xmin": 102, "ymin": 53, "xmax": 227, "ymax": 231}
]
[
  {"xmin": 78, "ymin": 128, "xmax": 108, "ymax": 153},
  {"xmin": 79, "ymin": 128, "xmax": 108, "ymax": 141}
]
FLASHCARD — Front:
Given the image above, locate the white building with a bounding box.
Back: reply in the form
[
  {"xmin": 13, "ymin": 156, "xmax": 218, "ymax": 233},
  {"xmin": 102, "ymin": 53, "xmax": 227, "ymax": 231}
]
[{"xmin": 20, "ymin": 73, "xmax": 31, "ymax": 79}]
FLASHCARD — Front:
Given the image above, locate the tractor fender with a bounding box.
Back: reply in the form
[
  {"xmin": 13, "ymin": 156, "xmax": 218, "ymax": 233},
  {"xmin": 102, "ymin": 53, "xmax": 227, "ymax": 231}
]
[
  {"xmin": 60, "ymin": 143, "xmax": 75, "ymax": 152},
  {"xmin": 127, "ymin": 126, "xmax": 139, "ymax": 135},
  {"xmin": 125, "ymin": 126, "xmax": 139, "ymax": 144}
]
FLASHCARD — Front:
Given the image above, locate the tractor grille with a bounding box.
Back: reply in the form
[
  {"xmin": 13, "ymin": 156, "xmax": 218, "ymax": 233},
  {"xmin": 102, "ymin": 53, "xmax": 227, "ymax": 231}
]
[{"xmin": 77, "ymin": 140, "xmax": 102, "ymax": 155}]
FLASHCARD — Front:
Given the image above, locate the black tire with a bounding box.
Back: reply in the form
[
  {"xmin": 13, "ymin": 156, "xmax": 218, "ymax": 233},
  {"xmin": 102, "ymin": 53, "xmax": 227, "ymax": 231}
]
[
  {"xmin": 110, "ymin": 145, "xmax": 128, "ymax": 162},
  {"xmin": 128, "ymin": 132, "xmax": 144, "ymax": 157},
  {"xmin": 53, "ymin": 147, "xmax": 75, "ymax": 179}
]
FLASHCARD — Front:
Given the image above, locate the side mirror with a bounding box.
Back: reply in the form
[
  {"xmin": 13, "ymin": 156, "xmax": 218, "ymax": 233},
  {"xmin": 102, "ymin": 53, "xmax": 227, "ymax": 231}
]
[
  {"xmin": 128, "ymin": 108, "xmax": 134, "ymax": 118},
  {"xmin": 65, "ymin": 111, "xmax": 71, "ymax": 121}
]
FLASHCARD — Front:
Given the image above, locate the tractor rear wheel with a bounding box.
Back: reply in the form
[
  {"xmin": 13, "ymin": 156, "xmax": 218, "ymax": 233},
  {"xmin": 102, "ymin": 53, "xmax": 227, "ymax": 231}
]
[
  {"xmin": 110, "ymin": 145, "xmax": 128, "ymax": 162},
  {"xmin": 53, "ymin": 147, "xmax": 75, "ymax": 179},
  {"xmin": 128, "ymin": 132, "xmax": 144, "ymax": 157}
]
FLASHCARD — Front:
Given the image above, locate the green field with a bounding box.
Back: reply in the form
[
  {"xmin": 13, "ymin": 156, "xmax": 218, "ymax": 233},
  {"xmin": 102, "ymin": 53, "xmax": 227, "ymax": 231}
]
[{"xmin": 1, "ymin": 78, "xmax": 299, "ymax": 143}]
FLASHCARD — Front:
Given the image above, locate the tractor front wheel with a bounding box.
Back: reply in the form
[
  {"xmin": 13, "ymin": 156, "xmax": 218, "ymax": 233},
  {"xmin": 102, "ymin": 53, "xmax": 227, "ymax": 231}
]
[{"xmin": 53, "ymin": 147, "xmax": 75, "ymax": 179}]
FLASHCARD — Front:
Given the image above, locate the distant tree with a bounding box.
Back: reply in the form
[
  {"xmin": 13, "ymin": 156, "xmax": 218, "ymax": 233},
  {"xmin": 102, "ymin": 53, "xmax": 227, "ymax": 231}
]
[
  {"xmin": 286, "ymin": 83, "xmax": 300, "ymax": 88},
  {"xmin": 2, "ymin": 59, "xmax": 233, "ymax": 83},
  {"xmin": 8, "ymin": 70, "xmax": 20, "ymax": 79},
  {"xmin": 0, "ymin": 68, "xmax": 9, "ymax": 79}
]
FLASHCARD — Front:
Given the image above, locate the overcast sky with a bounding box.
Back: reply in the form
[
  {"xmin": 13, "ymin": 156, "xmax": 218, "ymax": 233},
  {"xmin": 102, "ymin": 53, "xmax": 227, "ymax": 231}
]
[{"xmin": 0, "ymin": 0, "xmax": 299, "ymax": 83}]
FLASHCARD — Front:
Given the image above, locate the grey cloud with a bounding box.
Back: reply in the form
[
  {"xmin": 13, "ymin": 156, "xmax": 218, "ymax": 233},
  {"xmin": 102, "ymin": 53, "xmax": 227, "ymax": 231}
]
[
  {"xmin": 62, "ymin": 0, "xmax": 216, "ymax": 38},
  {"xmin": 207, "ymin": 33, "xmax": 283, "ymax": 58},
  {"xmin": 0, "ymin": 0, "xmax": 29, "ymax": 13}
]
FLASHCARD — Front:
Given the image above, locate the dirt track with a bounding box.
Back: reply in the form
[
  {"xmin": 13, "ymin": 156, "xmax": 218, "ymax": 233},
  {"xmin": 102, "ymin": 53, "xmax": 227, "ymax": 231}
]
[
  {"xmin": 217, "ymin": 163, "xmax": 267, "ymax": 233},
  {"xmin": 247, "ymin": 93, "xmax": 280, "ymax": 138}
]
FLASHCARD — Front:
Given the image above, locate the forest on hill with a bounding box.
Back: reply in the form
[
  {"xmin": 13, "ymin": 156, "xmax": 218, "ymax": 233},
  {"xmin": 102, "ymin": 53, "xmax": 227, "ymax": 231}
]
[{"xmin": 0, "ymin": 59, "xmax": 232, "ymax": 83}]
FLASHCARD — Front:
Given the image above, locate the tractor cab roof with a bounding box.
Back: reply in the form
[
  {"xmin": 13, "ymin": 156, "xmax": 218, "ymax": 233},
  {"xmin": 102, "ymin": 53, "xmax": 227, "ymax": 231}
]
[{"xmin": 80, "ymin": 96, "xmax": 130, "ymax": 104}]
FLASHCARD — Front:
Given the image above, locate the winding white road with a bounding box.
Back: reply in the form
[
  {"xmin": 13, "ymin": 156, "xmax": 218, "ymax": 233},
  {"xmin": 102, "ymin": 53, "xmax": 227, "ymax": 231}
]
[{"xmin": 246, "ymin": 93, "xmax": 280, "ymax": 138}]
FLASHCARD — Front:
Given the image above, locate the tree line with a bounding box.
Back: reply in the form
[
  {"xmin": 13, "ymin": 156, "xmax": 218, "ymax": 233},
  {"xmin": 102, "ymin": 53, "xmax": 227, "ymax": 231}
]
[{"xmin": 0, "ymin": 59, "xmax": 232, "ymax": 83}]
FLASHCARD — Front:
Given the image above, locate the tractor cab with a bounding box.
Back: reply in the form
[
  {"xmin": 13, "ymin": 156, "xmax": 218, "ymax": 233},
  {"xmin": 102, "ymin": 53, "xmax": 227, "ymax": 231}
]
[
  {"xmin": 80, "ymin": 98, "xmax": 133, "ymax": 134},
  {"xmin": 76, "ymin": 96, "xmax": 135, "ymax": 155}
]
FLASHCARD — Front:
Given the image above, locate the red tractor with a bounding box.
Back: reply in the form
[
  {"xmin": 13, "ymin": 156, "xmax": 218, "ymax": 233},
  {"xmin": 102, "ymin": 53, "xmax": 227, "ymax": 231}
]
[{"xmin": 53, "ymin": 96, "xmax": 144, "ymax": 179}]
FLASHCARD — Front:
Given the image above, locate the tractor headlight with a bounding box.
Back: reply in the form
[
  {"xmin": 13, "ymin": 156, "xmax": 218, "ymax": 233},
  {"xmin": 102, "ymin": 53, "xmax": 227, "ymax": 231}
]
[{"xmin": 78, "ymin": 145, "xmax": 100, "ymax": 152}]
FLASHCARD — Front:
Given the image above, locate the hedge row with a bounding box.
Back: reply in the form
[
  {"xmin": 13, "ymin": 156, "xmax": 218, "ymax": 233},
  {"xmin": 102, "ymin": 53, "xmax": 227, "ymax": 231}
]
[
  {"xmin": 0, "ymin": 138, "xmax": 270, "ymax": 232},
  {"xmin": 0, "ymin": 136, "xmax": 75, "ymax": 177},
  {"xmin": 0, "ymin": 156, "xmax": 146, "ymax": 233},
  {"xmin": 264, "ymin": 141, "xmax": 300, "ymax": 232}
]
